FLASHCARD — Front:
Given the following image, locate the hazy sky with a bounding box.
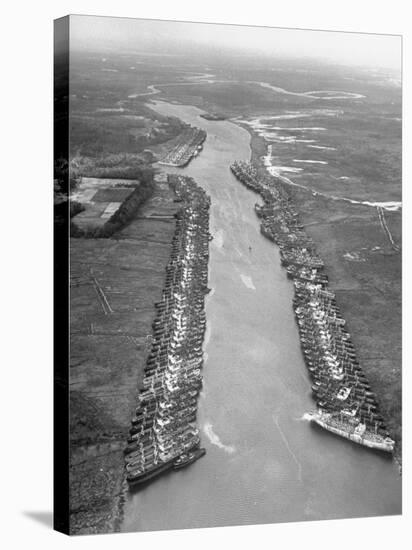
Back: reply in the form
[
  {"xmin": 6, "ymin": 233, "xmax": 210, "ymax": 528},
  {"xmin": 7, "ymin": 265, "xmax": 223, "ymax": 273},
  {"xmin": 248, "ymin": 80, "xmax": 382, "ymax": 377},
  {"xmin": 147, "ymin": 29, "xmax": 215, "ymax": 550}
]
[{"xmin": 70, "ymin": 15, "xmax": 401, "ymax": 72}]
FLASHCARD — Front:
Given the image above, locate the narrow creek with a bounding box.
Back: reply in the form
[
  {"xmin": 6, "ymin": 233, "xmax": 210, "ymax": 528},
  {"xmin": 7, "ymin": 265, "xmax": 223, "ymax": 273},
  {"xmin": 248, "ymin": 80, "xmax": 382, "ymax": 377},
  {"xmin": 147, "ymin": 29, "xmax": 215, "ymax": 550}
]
[{"xmin": 121, "ymin": 100, "xmax": 401, "ymax": 532}]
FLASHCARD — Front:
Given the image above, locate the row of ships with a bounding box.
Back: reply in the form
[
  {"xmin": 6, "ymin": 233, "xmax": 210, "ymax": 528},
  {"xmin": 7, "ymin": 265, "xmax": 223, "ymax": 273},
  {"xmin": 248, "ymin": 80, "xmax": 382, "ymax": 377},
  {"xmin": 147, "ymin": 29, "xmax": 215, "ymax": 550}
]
[
  {"xmin": 230, "ymin": 160, "xmax": 395, "ymax": 454},
  {"xmin": 124, "ymin": 175, "xmax": 210, "ymax": 485},
  {"xmin": 159, "ymin": 127, "xmax": 206, "ymax": 167}
]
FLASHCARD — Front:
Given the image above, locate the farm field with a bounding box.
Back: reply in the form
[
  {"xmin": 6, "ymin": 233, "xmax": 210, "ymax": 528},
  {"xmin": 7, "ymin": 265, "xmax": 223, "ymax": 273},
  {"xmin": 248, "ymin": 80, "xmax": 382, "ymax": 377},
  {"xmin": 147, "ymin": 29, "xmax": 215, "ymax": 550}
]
[{"xmin": 71, "ymin": 177, "xmax": 137, "ymax": 230}]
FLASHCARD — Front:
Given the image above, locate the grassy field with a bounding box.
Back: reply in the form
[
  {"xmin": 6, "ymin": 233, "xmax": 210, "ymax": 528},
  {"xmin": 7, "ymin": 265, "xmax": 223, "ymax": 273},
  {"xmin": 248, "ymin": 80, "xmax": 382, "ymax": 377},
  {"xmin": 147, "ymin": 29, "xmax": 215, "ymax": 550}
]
[{"xmin": 69, "ymin": 51, "xmax": 190, "ymax": 161}]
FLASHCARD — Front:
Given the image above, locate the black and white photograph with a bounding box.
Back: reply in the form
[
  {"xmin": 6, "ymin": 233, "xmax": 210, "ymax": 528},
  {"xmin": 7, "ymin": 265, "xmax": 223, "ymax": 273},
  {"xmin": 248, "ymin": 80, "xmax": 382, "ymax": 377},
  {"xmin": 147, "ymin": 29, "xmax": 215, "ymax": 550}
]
[
  {"xmin": 4, "ymin": 2, "xmax": 410, "ymax": 546},
  {"xmin": 53, "ymin": 13, "xmax": 403, "ymax": 535}
]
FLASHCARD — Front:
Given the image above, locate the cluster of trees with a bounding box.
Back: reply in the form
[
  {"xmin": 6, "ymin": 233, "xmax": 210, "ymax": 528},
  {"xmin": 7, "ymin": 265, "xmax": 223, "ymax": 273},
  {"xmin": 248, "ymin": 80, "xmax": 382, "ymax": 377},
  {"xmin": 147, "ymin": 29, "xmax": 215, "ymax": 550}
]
[
  {"xmin": 81, "ymin": 164, "xmax": 154, "ymax": 183},
  {"xmin": 70, "ymin": 111, "xmax": 187, "ymax": 158},
  {"xmin": 54, "ymin": 157, "xmax": 80, "ymax": 195}
]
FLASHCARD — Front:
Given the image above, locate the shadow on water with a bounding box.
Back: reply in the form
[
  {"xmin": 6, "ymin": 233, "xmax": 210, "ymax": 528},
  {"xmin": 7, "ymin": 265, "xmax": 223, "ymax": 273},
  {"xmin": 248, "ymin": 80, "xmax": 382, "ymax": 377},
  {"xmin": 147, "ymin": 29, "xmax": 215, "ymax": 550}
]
[{"xmin": 23, "ymin": 511, "xmax": 53, "ymax": 528}]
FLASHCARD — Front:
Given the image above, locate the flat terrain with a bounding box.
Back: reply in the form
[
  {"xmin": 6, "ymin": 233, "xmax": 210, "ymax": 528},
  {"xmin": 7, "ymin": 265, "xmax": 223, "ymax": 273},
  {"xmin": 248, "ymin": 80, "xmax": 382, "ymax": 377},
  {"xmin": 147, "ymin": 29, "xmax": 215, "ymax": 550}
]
[{"xmin": 69, "ymin": 178, "xmax": 178, "ymax": 534}]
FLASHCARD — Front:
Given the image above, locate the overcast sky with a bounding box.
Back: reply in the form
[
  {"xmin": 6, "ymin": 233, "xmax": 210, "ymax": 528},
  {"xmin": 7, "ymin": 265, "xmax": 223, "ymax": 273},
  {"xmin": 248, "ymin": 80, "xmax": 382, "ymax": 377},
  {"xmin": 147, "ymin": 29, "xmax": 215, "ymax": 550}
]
[{"xmin": 70, "ymin": 15, "xmax": 401, "ymax": 72}]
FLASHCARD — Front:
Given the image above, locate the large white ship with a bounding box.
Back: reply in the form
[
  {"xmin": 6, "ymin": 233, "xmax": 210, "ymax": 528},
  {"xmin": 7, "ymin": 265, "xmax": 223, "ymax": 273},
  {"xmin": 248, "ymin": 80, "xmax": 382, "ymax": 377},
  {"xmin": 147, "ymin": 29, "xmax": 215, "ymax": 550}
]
[{"xmin": 310, "ymin": 410, "xmax": 395, "ymax": 453}]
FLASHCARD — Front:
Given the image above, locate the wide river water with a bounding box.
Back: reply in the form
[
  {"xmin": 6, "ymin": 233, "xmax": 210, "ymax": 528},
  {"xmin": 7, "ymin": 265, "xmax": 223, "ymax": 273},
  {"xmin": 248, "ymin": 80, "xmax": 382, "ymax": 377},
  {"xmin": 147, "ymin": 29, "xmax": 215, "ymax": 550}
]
[{"xmin": 121, "ymin": 100, "xmax": 401, "ymax": 532}]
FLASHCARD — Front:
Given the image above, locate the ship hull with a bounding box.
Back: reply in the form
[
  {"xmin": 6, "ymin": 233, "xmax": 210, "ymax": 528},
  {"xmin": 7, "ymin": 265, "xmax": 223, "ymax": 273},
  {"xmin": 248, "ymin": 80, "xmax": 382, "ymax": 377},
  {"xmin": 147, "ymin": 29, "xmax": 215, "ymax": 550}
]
[
  {"xmin": 310, "ymin": 413, "xmax": 394, "ymax": 453},
  {"xmin": 126, "ymin": 460, "xmax": 175, "ymax": 485}
]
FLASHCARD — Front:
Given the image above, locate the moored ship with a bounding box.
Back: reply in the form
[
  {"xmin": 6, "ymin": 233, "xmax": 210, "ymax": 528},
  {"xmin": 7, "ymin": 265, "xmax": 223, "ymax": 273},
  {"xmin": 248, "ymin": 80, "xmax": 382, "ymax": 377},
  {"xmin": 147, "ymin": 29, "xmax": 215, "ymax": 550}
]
[
  {"xmin": 309, "ymin": 410, "xmax": 395, "ymax": 453},
  {"xmin": 173, "ymin": 447, "xmax": 206, "ymax": 470}
]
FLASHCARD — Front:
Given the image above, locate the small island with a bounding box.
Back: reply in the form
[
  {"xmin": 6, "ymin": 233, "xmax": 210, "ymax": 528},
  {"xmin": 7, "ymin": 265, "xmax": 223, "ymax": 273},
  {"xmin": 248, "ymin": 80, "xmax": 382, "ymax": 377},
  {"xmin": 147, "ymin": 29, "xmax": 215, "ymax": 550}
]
[{"xmin": 200, "ymin": 112, "xmax": 227, "ymax": 121}]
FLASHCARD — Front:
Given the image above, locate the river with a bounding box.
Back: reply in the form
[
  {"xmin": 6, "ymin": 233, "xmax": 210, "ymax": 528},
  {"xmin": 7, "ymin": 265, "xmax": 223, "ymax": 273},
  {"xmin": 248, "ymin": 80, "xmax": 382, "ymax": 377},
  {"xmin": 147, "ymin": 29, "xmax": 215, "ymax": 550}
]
[{"xmin": 121, "ymin": 100, "xmax": 401, "ymax": 533}]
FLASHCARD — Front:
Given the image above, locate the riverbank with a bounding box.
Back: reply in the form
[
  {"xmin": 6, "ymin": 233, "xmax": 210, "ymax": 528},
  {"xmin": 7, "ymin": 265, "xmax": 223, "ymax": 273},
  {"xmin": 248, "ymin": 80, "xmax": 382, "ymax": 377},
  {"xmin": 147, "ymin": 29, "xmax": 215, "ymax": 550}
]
[
  {"xmin": 241, "ymin": 124, "xmax": 402, "ymax": 462},
  {"xmin": 69, "ymin": 176, "xmax": 179, "ymax": 534}
]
